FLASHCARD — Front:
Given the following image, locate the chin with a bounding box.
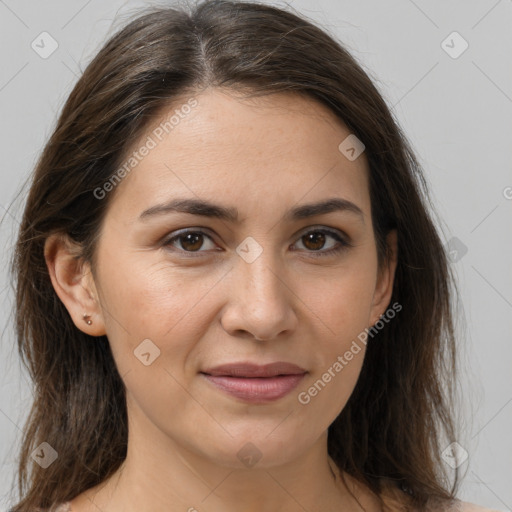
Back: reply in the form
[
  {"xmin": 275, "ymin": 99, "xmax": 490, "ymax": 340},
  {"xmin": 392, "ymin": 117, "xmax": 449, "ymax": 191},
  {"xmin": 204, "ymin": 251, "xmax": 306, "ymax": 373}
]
[{"xmin": 190, "ymin": 431, "xmax": 313, "ymax": 471}]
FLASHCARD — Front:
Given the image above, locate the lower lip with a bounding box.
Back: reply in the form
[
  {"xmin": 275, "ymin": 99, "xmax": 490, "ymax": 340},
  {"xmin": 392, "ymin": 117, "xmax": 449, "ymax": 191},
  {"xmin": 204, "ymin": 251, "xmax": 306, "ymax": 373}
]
[{"xmin": 201, "ymin": 373, "xmax": 306, "ymax": 403}]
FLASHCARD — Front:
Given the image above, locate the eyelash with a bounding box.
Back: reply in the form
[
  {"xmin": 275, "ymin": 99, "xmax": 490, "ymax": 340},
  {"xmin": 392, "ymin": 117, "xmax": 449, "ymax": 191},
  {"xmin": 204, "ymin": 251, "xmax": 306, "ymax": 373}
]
[{"xmin": 161, "ymin": 227, "xmax": 352, "ymax": 258}]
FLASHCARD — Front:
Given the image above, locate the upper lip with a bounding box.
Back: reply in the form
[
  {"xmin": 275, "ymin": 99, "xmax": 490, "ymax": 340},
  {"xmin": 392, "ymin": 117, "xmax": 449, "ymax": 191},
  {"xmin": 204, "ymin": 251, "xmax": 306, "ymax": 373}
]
[{"xmin": 201, "ymin": 362, "xmax": 307, "ymax": 378}]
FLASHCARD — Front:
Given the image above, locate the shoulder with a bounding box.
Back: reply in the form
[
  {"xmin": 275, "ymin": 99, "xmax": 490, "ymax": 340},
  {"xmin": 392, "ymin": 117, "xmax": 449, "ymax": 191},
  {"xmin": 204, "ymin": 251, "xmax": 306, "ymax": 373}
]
[
  {"xmin": 450, "ymin": 499, "xmax": 503, "ymax": 512},
  {"xmin": 9, "ymin": 503, "xmax": 72, "ymax": 512},
  {"xmin": 54, "ymin": 503, "xmax": 72, "ymax": 512}
]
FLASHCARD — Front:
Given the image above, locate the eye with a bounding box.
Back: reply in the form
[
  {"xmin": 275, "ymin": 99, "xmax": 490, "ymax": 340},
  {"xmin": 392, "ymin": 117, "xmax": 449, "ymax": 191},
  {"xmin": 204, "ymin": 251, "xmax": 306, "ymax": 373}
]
[
  {"xmin": 162, "ymin": 227, "xmax": 352, "ymax": 258},
  {"xmin": 163, "ymin": 229, "xmax": 217, "ymax": 255},
  {"xmin": 291, "ymin": 228, "xmax": 351, "ymax": 257}
]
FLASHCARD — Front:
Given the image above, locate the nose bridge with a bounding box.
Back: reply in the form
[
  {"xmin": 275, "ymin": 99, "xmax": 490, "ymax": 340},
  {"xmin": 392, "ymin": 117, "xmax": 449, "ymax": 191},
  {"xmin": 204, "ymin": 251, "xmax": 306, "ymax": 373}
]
[
  {"xmin": 222, "ymin": 236, "xmax": 296, "ymax": 340},
  {"xmin": 238, "ymin": 245, "xmax": 283, "ymax": 302},
  {"xmin": 237, "ymin": 238, "xmax": 286, "ymax": 305}
]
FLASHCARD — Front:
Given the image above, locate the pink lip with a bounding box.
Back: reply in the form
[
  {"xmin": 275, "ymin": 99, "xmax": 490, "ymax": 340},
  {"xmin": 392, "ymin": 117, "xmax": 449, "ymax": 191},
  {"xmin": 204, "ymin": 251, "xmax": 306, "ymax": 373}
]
[{"xmin": 201, "ymin": 362, "xmax": 307, "ymax": 403}]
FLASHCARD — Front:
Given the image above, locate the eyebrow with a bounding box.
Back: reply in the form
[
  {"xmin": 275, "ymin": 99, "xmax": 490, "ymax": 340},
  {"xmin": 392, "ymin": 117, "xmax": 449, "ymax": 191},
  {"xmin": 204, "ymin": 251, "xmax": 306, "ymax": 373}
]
[{"xmin": 139, "ymin": 197, "xmax": 364, "ymax": 223}]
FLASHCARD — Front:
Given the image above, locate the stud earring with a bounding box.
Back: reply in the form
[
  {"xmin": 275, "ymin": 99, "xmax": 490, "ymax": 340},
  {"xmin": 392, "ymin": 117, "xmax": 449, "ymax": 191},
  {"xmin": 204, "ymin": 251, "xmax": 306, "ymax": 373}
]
[{"xmin": 83, "ymin": 313, "xmax": 92, "ymax": 325}]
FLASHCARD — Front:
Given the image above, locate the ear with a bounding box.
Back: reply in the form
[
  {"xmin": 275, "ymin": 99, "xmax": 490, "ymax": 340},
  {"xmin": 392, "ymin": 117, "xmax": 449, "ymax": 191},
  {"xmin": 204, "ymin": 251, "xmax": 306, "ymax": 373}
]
[
  {"xmin": 369, "ymin": 229, "xmax": 398, "ymax": 326},
  {"xmin": 44, "ymin": 233, "xmax": 106, "ymax": 337}
]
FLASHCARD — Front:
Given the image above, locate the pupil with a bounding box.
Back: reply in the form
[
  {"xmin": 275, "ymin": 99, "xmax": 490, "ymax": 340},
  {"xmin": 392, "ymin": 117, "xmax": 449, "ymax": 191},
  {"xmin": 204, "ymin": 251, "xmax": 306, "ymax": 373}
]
[
  {"xmin": 304, "ymin": 232, "xmax": 325, "ymax": 250},
  {"xmin": 182, "ymin": 233, "xmax": 203, "ymax": 251}
]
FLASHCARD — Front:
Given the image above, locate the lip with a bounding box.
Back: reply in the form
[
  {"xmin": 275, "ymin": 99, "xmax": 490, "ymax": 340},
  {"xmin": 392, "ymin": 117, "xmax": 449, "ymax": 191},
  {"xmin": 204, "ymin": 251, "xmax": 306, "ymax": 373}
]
[
  {"xmin": 200, "ymin": 362, "xmax": 307, "ymax": 403},
  {"xmin": 202, "ymin": 362, "xmax": 307, "ymax": 378}
]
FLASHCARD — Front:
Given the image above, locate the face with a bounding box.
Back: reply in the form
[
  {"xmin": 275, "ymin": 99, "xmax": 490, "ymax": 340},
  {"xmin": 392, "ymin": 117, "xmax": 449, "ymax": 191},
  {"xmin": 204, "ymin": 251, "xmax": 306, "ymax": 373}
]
[{"xmin": 62, "ymin": 88, "xmax": 396, "ymax": 470}]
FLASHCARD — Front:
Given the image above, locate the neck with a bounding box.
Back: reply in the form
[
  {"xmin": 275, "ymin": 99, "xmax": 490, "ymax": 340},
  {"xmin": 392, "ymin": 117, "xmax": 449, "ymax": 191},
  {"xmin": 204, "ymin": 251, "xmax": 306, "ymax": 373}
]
[{"xmin": 76, "ymin": 398, "xmax": 380, "ymax": 512}]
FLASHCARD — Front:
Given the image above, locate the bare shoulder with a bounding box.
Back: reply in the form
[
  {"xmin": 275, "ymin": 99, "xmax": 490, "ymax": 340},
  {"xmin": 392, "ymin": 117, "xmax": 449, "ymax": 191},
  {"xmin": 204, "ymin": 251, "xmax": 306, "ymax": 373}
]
[
  {"xmin": 54, "ymin": 502, "xmax": 71, "ymax": 512},
  {"xmin": 450, "ymin": 499, "xmax": 503, "ymax": 512}
]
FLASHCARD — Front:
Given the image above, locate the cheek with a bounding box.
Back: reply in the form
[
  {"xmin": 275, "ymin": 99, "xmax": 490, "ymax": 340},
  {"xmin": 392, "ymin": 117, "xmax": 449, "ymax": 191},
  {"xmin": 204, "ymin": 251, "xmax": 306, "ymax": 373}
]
[
  {"xmin": 298, "ymin": 263, "xmax": 376, "ymax": 341},
  {"xmin": 94, "ymin": 259, "xmax": 220, "ymax": 428},
  {"xmin": 293, "ymin": 315, "xmax": 368, "ymax": 437},
  {"xmin": 97, "ymin": 245, "xmax": 218, "ymax": 332},
  {"xmin": 291, "ymin": 263, "xmax": 376, "ymax": 418}
]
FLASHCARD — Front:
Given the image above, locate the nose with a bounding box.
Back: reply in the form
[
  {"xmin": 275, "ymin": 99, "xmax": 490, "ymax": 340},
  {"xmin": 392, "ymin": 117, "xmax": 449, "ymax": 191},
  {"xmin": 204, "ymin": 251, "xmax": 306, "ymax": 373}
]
[{"xmin": 220, "ymin": 249, "xmax": 298, "ymax": 341}]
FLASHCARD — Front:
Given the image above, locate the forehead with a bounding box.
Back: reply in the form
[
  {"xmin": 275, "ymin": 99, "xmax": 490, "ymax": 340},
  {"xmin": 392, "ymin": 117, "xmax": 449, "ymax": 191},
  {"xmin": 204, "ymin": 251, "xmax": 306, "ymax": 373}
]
[{"xmin": 107, "ymin": 88, "xmax": 371, "ymax": 221}]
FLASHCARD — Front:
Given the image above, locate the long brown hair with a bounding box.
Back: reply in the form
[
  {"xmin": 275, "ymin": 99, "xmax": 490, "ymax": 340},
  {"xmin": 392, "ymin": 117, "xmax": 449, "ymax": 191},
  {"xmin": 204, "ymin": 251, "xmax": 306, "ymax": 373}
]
[{"xmin": 8, "ymin": 1, "xmax": 462, "ymax": 510}]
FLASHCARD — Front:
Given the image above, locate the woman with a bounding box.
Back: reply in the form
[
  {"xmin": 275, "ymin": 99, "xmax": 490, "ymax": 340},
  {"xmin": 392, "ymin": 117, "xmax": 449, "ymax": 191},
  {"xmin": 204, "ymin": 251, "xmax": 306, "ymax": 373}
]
[{"xmin": 8, "ymin": 1, "xmax": 498, "ymax": 511}]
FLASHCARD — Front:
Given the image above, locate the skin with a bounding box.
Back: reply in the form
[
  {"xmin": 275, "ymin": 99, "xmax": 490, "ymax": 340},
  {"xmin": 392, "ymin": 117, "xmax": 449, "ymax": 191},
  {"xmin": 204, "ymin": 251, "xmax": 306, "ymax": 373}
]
[{"xmin": 45, "ymin": 88, "xmax": 398, "ymax": 512}]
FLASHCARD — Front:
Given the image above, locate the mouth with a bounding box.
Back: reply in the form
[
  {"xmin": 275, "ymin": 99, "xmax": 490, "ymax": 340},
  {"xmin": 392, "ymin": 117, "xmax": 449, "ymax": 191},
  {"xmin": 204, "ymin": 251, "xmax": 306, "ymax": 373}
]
[{"xmin": 200, "ymin": 362, "xmax": 307, "ymax": 403}]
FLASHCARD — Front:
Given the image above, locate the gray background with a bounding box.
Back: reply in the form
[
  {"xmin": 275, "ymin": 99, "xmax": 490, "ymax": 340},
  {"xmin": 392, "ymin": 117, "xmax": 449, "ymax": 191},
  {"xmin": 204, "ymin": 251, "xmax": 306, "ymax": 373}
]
[{"xmin": 0, "ymin": 0, "xmax": 511, "ymax": 510}]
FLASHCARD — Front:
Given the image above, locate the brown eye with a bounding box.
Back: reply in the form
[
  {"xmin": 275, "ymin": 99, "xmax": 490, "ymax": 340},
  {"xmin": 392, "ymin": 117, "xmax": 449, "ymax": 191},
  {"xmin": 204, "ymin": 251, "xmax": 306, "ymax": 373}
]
[
  {"xmin": 292, "ymin": 228, "xmax": 351, "ymax": 257},
  {"xmin": 302, "ymin": 231, "xmax": 327, "ymax": 251},
  {"xmin": 163, "ymin": 229, "xmax": 217, "ymax": 254},
  {"xmin": 178, "ymin": 232, "xmax": 205, "ymax": 251}
]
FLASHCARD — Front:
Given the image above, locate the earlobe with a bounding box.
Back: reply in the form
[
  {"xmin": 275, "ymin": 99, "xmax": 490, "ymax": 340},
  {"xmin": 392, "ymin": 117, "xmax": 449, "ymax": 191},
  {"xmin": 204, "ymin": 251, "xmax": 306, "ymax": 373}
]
[
  {"xmin": 369, "ymin": 229, "xmax": 398, "ymax": 326},
  {"xmin": 44, "ymin": 233, "xmax": 106, "ymax": 336}
]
